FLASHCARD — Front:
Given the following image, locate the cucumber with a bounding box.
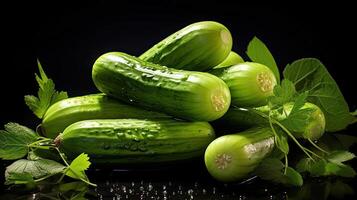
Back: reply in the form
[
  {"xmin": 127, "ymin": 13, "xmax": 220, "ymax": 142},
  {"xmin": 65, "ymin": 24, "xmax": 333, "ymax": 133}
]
[
  {"xmin": 92, "ymin": 52, "xmax": 231, "ymax": 121},
  {"xmin": 204, "ymin": 127, "xmax": 275, "ymax": 182},
  {"xmin": 55, "ymin": 119, "xmax": 215, "ymax": 164},
  {"xmin": 214, "ymin": 51, "xmax": 244, "ymax": 69},
  {"xmin": 42, "ymin": 94, "xmax": 170, "ymax": 138},
  {"xmin": 139, "ymin": 21, "xmax": 232, "ymax": 71},
  {"xmin": 210, "ymin": 62, "xmax": 277, "ymax": 107}
]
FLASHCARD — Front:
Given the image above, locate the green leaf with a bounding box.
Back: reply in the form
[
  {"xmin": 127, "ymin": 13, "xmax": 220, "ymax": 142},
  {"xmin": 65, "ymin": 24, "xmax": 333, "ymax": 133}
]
[
  {"xmin": 280, "ymin": 106, "xmax": 315, "ymax": 133},
  {"xmin": 255, "ymin": 158, "xmax": 303, "ymax": 186},
  {"xmin": 66, "ymin": 153, "xmax": 91, "ymax": 181},
  {"xmin": 5, "ymin": 159, "xmax": 65, "ymax": 184},
  {"xmin": 300, "ymin": 159, "xmax": 356, "ymax": 178},
  {"xmin": 285, "ymin": 167, "xmax": 303, "ymax": 187},
  {"xmin": 25, "ymin": 60, "xmax": 68, "ymax": 119},
  {"xmin": 327, "ymin": 151, "xmax": 355, "ymax": 164},
  {"xmin": 0, "ymin": 123, "xmax": 39, "ymax": 160},
  {"xmin": 268, "ymin": 79, "xmax": 296, "ymax": 108},
  {"xmin": 246, "ymin": 36, "xmax": 280, "ymax": 83},
  {"xmin": 283, "ymin": 58, "xmax": 353, "ymax": 132},
  {"xmin": 296, "ymin": 158, "xmax": 314, "ymax": 173},
  {"xmin": 5, "ymin": 172, "xmax": 35, "ymax": 185}
]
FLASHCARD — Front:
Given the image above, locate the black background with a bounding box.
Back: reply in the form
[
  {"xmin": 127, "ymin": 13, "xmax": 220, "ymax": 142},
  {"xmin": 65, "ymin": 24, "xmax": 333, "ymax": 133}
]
[
  {"xmin": 1, "ymin": 2, "xmax": 357, "ymax": 199},
  {"xmin": 1, "ymin": 2, "xmax": 356, "ymax": 128}
]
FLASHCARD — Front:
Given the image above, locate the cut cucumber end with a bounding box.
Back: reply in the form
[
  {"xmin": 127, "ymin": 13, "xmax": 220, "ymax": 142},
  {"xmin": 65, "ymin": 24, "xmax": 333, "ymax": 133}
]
[
  {"xmin": 222, "ymin": 62, "xmax": 277, "ymax": 107},
  {"xmin": 256, "ymin": 71, "xmax": 275, "ymax": 93},
  {"xmin": 220, "ymin": 29, "xmax": 232, "ymax": 45},
  {"xmin": 204, "ymin": 135, "xmax": 250, "ymax": 182}
]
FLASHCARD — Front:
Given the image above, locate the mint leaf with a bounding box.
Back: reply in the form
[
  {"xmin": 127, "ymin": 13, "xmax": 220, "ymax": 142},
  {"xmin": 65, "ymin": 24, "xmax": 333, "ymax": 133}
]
[
  {"xmin": 25, "ymin": 60, "xmax": 68, "ymax": 119},
  {"xmin": 268, "ymin": 79, "xmax": 296, "ymax": 108},
  {"xmin": 327, "ymin": 151, "xmax": 355, "ymax": 164},
  {"xmin": 0, "ymin": 123, "xmax": 39, "ymax": 160},
  {"xmin": 5, "ymin": 159, "xmax": 65, "ymax": 184},
  {"xmin": 283, "ymin": 58, "xmax": 353, "ymax": 132},
  {"xmin": 66, "ymin": 153, "xmax": 91, "ymax": 181},
  {"xmin": 255, "ymin": 158, "xmax": 303, "ymax": 186},
  {"xmin": 246, "ymin": 36, "xmax": 280, "ymax": 83}
]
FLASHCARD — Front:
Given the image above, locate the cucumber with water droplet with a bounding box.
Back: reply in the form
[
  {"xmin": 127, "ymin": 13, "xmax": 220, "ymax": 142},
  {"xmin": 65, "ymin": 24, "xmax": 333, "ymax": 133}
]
[
  {"xmin": 41, "ymin": 94, "xmax": 170, "ymax": 138},
  {"xmin": 92, "ymin": 52, "xmax": 231, "ymax": 121},
  {"xmin": 55, "ymin": 119, "xmax": 215, "ymax": 164},
  {"xmin": 140, "ymin": 21, "xmax": 232, "ymax": 71}
]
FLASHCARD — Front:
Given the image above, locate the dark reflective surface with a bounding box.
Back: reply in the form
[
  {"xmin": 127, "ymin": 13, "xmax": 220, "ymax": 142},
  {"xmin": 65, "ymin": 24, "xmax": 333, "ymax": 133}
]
[{"xmin": 1, "ymin": 159, "xmax": 356, "ymax": 200}]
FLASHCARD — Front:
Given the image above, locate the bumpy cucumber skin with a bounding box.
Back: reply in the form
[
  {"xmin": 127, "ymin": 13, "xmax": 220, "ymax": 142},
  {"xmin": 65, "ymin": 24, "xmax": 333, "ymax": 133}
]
[
  {"xmin": 42, "ymin": 94, "xmax": 170, "ymax": 138},
  {"xmin": 204, "ymin": 127, "xmax": 274, "ymax": 182},
  {"xmin": 214, "ymin": 51, "xmax": 244, "ymax": 69},
  {"xmin": 139, "ymin": 21, "xmax": 232, "ymax": 71},
  {"xmin": 210, "ymin": 62, "xmax": 277, "ymax": 107},
  {"xmin": 57, "ymin": 119, "xmax": 215, "ymax": 164},
  {"xmin": 92, "ymin": 52, "xmax": 231, "ymax": 122}
]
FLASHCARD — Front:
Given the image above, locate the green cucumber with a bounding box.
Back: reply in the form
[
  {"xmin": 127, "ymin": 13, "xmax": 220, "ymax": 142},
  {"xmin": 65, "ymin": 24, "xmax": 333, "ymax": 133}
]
[
  {"xmin": 139, "ymin": 21, "xmax": 232, "ymax": 71},
  {"xmin": 92, "ymin": 52, "xmax": 231, "ymax": 121},
  {"xmin": 204, "ymin": 127, "xmax": 275, "ymax": 182},
  {"xmin": 210, "ymin": 62, "xmax": 277, "ymax": 107},
  {"xmin": 214, "ymin": 51, "xmax": 244, "ymax": 69},
  {"xmin": 42, "ymin": 94, "xmax": 170, "ymax": 138},
  {"xmin": 55, "ymin": 119, "xmax": 215, "ymax": 164}
]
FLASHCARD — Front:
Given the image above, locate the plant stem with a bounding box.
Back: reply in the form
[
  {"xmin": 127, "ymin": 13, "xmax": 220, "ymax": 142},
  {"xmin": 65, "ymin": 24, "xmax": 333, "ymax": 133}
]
[
  {"xmin": 273, "ymin": 120, "xmax": 315, "ymax": 161},
  {"xmin": 284, "ymin": 155, "xmax": 288, "ymax": 174},
  {"xmin": 54, "ymin": 148, "xmax": 97, "ymax": 187},
  {"xmin": 308, "ymin": 139, "xmax": 328, "ymax": 154}
]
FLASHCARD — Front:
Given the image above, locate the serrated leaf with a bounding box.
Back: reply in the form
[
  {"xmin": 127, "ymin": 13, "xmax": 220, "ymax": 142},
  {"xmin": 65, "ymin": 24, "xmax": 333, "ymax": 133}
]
[
  {"xmin": 25, "ymin": 60, "xmax": 68, "ymax": 119},
  {"xmin": 268, "ymin": 79, "xmax": 296, "ymax": 108},
  {"xmin": 283, "ymin": 58, "xmax": 353, "ymax": 132},
  {"xmin": 327, "ymin": 151, "xmax": 355, "ymax": 164},
  {"xmin": 66, "ymin": 153, "xmax": 91, "ymax": 180},
  {"xmin": 5, "ymin": 159, "xmax": 65, "ymax": 184},
  {"xmin": 280, "ymin": 107, "xmax": 315, "ymax": 133},
  {"xmin": 0, "ymin": 123, "xmax": 39, "ymax": 160},
  {"xmin": 246, "ymin": 36, "xmax": 280, "ymax": 83}
]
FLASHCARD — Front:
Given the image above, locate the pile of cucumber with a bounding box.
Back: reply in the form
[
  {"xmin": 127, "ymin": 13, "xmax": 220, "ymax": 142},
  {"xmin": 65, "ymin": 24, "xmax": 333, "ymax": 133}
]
[{"xmin": 39, "ymin": 21, "xmax": 327, "ymax": 183}]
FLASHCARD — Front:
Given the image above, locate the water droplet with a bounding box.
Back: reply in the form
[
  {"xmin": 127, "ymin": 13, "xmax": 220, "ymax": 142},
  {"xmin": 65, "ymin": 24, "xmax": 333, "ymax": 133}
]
[
  {"xmin": 202, "ymin": 189, "xmax": 206, "ymax": 194},
  {"xmin": 162, "ymin": 185, "xmax": 166, "ymax": 190},
  {"xmin": 139, "ymin": 186, "xmax": 144, "ymax": 191},
  {"xmin": 148, "ymin": 183, "xmax": 153, "ymax": 191},
  {"xmin": 131, "ymin": 182, "xmax": 135, "ymax": 187},
  {"xmin": 187, "ymin": 189, "xmax": 194, "ymax": 195}
]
